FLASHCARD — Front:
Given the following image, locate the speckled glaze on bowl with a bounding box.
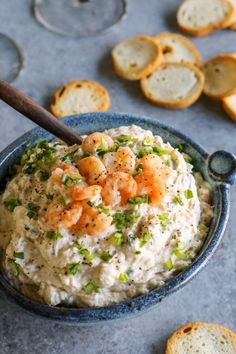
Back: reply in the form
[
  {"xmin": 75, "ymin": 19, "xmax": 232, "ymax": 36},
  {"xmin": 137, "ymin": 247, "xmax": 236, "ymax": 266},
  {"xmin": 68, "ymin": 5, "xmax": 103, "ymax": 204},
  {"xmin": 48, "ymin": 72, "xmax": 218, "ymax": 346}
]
[{"xmin": 0, "ymin": 112, "xmax": 235, "ymax": 325}]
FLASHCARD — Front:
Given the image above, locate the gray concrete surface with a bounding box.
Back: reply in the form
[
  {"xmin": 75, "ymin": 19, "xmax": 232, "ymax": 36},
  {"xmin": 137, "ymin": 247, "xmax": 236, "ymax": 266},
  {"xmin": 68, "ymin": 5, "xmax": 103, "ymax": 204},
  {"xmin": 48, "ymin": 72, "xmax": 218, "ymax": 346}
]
[{"xmin": 0, "ymin": 1, "xmax": 235, "ymax": 353}]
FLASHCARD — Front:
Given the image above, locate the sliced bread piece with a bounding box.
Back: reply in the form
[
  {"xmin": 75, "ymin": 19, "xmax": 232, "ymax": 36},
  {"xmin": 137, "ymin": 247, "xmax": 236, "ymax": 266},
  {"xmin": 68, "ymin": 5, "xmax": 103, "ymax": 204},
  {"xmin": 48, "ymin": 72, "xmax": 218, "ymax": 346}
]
[
  {"xmin": 229, "ymin": 0, "xmax": 236, "ymax": 29},
  {"xmin": 202, "ymin": 55, "xmax": 236, "ymax": 99},
  {"xmin": 51, "ymin": 80, "xmax": 110, "ymax": 118},
  {"xmin": 177, "ymin": 0, "xmax": 235, "ymax": 36},
  {"xmin": 153, "ymin": 32, "xmax": 201, "ymax": 66},
  {"xmin": 222, "ymin": 94, "xmax": 236, "ymax": 121},
  {"xmin": 112, "ymin": 35, "xmax": 162, "ymax": 80},
  {"xmin": 166, "ymin": 322, "xmax": 236, "ymax": 354},
  {"xmin": 140, "ymin": 62, "xmax": 204, "ymax": 109}
]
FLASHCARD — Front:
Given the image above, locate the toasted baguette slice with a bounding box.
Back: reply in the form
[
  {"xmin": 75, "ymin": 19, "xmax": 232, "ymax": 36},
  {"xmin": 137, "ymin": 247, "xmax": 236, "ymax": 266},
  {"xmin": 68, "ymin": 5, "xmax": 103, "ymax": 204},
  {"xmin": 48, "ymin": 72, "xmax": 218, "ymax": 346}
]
[
  {"xmin": 177, "ymin": 0, "xmax": 235, "ymax": 36},
  {"xmin": 51, "ymin": 80, "xmax": 110, "ymax": 118},
  {"xmin": 166, "ymin": 322, "xmax": 236, "ymax": 354},
  {"xmin": 229, "ymin": 0, "xmax": 236, "ymax": 28},
  {"xmin": 222, "ymin": 94, "xmax": 236, "ymax": 121},
  {"xmin": 140, "ymin": 62, "xmax": 204, "ymax": 109},
  {"xmin": 112, "ymin": 35, "xmax": 162, "ymax": 80},
  {"xmin": 202, "ymin": 55, "xmax": 236, "ymax": 99},
  {"xmin": 153, "ymin": 32, "xmax": 201, "ymax": 66}
]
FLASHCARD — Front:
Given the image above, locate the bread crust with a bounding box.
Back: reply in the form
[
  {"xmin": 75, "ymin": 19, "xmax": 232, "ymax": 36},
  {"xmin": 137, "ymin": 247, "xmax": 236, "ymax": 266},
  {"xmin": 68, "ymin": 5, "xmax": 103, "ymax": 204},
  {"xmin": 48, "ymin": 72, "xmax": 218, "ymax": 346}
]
[
  {"xmin": 112, "ymin": 35, "xmax": 163, "ymax": 81},
  {"xmin": 140, "ymin": 62, "xmax": 204, "ymax": 109},
  {"xmin": 153, "ymin": 32, "xmax": 201, "ymax": 66},
  {"xmin": 222, "ymin": 94, "xmax": 236, "ymax": 121},
  {"xmin": 177, "ymin": 0, "xmax": 236, "ymax": 36},
  {"xmin": 202, "ymin": 54, "xmax": 236, "ymax": 99},
  {"xmin": 165, "ymin": 322, "xmax": 236, "ymax": 354},
  {"xmin": 51, "ymin": 80, "xmax": 110, "ymax": 118}
]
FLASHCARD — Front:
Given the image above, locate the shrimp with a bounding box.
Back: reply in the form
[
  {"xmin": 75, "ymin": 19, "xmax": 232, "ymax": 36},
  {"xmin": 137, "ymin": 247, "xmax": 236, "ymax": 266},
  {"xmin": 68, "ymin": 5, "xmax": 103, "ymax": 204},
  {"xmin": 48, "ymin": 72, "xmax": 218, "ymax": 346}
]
[
  {"xmin": 82, "ymin": 132, "xmax": 114, "ymax": 154},
  {"xmin": 70, "ymin": 185, "xmax": 102, "ymax": 201},
  {"xmin": 134, "ymin": 154, "xmax": 170, "ymax": 205},
  {"xmin": 77, "ymin": 156, "xmax": 107, "ymax": 185},
  {"xmin": 137, "ymin": 154, "xmax": 170, "ymax": 179},
  {"xmin": 51, "ymin": 162, "xmax": 81, "ymax": 186},
  {"xmin": 101, "ymin": 172, "xmax": 137, "ymax": 207},
  {"xmin": 45, "ymin": 200, "xmax": 83, "ymax": 230},
  {"xmin": 73, "ymin": 204, "xmax": 112, "ymax": 236},
  {"xmin": 103, "ymin": 147, "xmax": 136, "ymax": 175},
  {"xmin": 134, "ymin": 171, "xmax": 166, "ymax": 205}
]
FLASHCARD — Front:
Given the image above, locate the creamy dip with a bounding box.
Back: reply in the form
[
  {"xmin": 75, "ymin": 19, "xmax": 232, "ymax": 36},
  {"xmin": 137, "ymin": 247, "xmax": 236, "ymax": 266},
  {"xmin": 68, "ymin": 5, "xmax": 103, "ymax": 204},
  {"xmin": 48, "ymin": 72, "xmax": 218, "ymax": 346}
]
[{"xmin": 0, "ymin": 125, "xmax": 212, "ymax": 307}]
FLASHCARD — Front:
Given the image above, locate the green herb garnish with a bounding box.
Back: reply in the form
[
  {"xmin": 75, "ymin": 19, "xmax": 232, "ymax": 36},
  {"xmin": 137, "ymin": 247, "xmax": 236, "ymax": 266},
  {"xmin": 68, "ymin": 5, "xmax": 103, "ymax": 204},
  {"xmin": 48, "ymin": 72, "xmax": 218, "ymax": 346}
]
[
  {"xmin": 112, "ymin": 232, "xmax": 124, "ymax": 248},
  {"xmin": 128, "ymin": 195, "xmax": 150, "ymax": 205},
  {"xmin": 173, "ymin": 194, "xmax": 184, "ymax": 206},
  {"xmin": 83, "ymin": 281, "xmax": 99, "ymax": 295},
  {"xmin": 142, "ymin": 136, "xmax": 153, "ymax": 146},
  {"xmin": 136, "ymin": 146, "xmax": 153, "ymax": 158},
  {"xmin": 14, "ymin": 251, "xmax": 24, "ymax": 260},
  {"xmin": 83, "ymin": 151, "xmax": 92, "ymax": 158},
  {"xmin": 27, "ymin": 203, "xmax": 40, "ymax": 219},
  {"xmin": 80, "ymin": 249, "xmax": 95, "ymax": 262},
  {"xmin": 68, "ymin": 262, "xmax": 80, "ymax": 275},
  {"xmin": 46, "ymin": 194, "xmax": 53, "ymax": 201},
  {"xmin": 116, "ymin": 135, "xmax": 132, "ymax": 143},
  {"xmin": 97, "ymin": 203, "xmax": 110, "ymax": 215},
  {"xmin": 177, "ymin": 143, "xmax": 185, "ymax": 152},
  {"xmin": 139, "ymin": 231, "xmax": 152, "ymax": 248},
  {"xmin": 118, "ymin": 272, "xmax": 129, "ymax": 283},
  {"xmin": 4, "ymin": 198, "xmax": 21, "ymax": 212},
  {"xmin": 172, "ymin": 249, "xmax": 187, "ymax": 260},
  {"xmin": 152, "ymin": 146, "xmax": 170, "ymax": 156},
  {"xmin": 74, "ymin": 242, "xmax": 85, "ymax": 250},
  {"xmin": 158, "ymin": 213, "xmax": 169, "ymax": 230},
  {"xmin": 133, "ymin": 164, "xmax": 143, "ymax": 177},
  {"xmin": 100, "ymin": 251, "xmax": 111, "ymax": 262},
  {"xmin": 46, "ymin": 230, "xmax": 63, "ymax": 240},
  {"xmin": 40, "ymin": 170, "xmax": 51, "ymax": 181},
  {"xmin": 185, "ymin": 189, "xmax": 193, "ymax": 199},
  {"xmin": 165, "ymin": 257, "xmax": 173, "ymax": 271}
]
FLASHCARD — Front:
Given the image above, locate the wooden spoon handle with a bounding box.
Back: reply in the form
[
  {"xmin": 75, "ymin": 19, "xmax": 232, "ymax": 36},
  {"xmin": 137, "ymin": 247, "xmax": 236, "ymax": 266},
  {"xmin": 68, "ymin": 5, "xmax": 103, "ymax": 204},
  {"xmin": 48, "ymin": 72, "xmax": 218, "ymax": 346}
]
[{"xmin": 0, "ymin": 80, "xmax": 83, "ymax": 146}]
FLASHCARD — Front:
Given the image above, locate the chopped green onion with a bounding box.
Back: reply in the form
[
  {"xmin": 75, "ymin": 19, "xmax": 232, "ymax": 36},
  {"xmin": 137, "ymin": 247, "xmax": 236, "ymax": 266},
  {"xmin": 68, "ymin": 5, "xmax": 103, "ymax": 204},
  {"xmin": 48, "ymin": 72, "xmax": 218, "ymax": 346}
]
[
  {"xmin": 172, "ymin": 249, "xmax": 187, "ymax": 260},
  {"xmin": 186, "ymin": 189, "xmax": 193, "ymax": 199},
  {"xmin": 68, "ymin": 262, "xmax": 80, "ymax": 275},
  {"xmin": 97, "ymin": 203, "xmax": 110, "ymax": 215},
  {"xmin": 113, "ymin": 212, "xmax": 126, "ymax": 229},
  {"xmin": 4, "ymin": 198, "xmax": 21, "ymax": 212},
  {"xmin": 83, "ymin": 151, "xmax": 92, "ymax": 158},
  {"xmin": 14, "ymin": 251, "xmax": 24, "ymax": 260},
  {"xmin": 100, "ymin": 251, "xmax": 111, "ymax": 262},
  {"xmin": 139, "ymin": 231, "xmax": 152, "ymax": 248},
  {"xmin": 116, "ymin": 135, "xmax": 132, "ymax": 143},
  {"xmin": 80, "ymin": 249, "xmax": 95, "ymax": 262},
  {"xmin": 153, "ymin": 146, "xmax": 170, "ymax": 156},
  {"xmin": 118, "ymin": 272, "xmax": 129, "ymax": 283},
  {"xmin": 46, "ymin": 230, "xmax": 63, "ymax": 240},
  {"xmin": 177, "ymin": 143, "xmax": 185, "ymax": 152},
  {"xmin": 135, "ymin": 251, "xmax": 141, "ymax": 255},
  {"xmin": 158, "ymin": 213, "xmax": 169, "ymax": 230},
  {"xmin": 20, "ymin": 150, "xmax": 33, "ymax": 166},
  {"xmin": 133, "ymin": 164, "xmax": 143, "ymax": 177},
  {"xmin": 40, "ymin": 170, "xmax": 51, "ymax": 181},
  {"xmin": 112, "ymin": 232, "xmax": 124, "ymax": 248},
  {"xmin": 37, "ymin": 140, "xmax": 49, "ymax": 149},
  {"xmin": 74, "ymin": 242, "xmax": 85, "ymax": 250},
  {"xmin": 27, "ymin": 203, "xmax": 40, "ymax": 219},
  {"xmin": 23, "ymin": 162, "xmax": 38, "ymax": 175},
  {"xmin": 46, "ymin": 194, "xmax": 53, "ymax": 201},
  {"xmin": 136, "ymin": 146, "xmax": 153, "ymax": 158},
  {"xmin": 62, "ymin": 151, "xmax": 77, "ymax": 164},
  {"xmin": 58, "ymin": 197, "xmax": 71, "ymax": 206},
  {"xmin": 173, "ymin": 194, "xmax": 184, "ymax": 206},
  {"xmin": 128, "ymin": 195, "xmax": 150, "ymax": 205},
  {"xmin": 83, "ymin": 281, "xmax": 99, "ymax": 295},
  {"xmin": 142, "ymin": 136, "xmax": 153, "ymax": 146},
  {"xmin": 183, "ymin": 153, "xmax": 193, "ymax": 164},
  {"xmin": 165, "ymin": 257, "xmax": 173, "ymax": 271},
  {"xmin": 125, "ymin": 211, "xmax": 140, "ymax": 225},
  {"xmin": 61, "ymin": 174, "xmax": 74, "ymax": 186}
]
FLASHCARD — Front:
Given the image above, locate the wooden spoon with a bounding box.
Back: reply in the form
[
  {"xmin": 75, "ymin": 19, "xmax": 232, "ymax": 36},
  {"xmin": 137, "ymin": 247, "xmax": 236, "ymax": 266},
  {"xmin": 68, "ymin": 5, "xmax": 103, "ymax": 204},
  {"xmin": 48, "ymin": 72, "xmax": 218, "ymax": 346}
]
[{"xmin": 0, "ymin": 80, "xmax": 83, "ymax": 146}]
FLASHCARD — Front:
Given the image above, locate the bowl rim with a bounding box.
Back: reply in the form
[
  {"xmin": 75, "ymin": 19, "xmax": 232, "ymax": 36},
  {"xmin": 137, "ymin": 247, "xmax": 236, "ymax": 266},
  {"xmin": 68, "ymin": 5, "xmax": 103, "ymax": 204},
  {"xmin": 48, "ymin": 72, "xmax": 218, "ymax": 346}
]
[{"xmin": 0, "ymin": 112, "xmax": 230, "ymax": 324}]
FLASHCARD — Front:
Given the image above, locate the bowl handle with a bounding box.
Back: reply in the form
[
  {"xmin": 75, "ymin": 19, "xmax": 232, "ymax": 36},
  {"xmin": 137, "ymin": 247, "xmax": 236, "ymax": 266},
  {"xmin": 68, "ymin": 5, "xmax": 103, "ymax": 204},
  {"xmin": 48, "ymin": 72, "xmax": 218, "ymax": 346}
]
[{"xmin": 208, "ymin": 150, "xmax": 236, "ymax": 185}]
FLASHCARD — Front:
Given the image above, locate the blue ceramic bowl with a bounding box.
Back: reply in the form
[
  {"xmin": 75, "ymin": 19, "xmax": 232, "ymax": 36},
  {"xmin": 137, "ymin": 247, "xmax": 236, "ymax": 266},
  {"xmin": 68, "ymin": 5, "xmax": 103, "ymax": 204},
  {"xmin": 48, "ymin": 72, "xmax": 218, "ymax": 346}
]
[{"xmin": 0, "ymin": 112, "xmax": 235, "ymax": 324}]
